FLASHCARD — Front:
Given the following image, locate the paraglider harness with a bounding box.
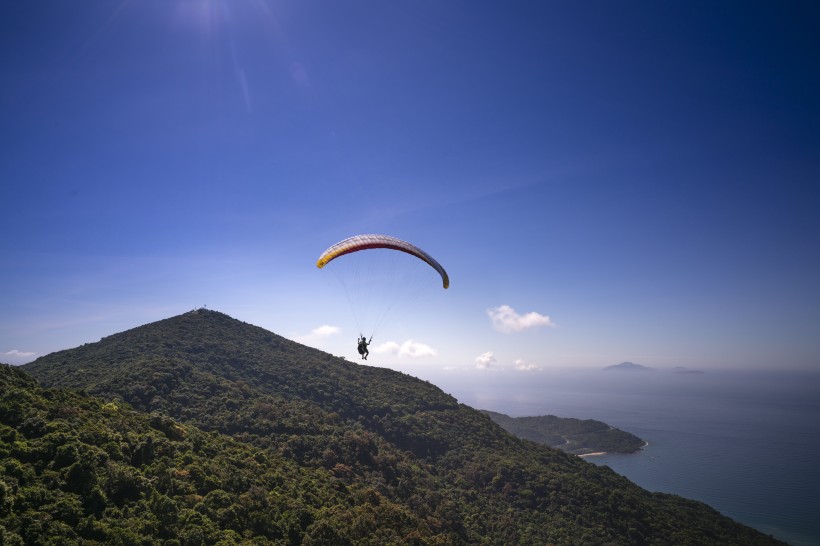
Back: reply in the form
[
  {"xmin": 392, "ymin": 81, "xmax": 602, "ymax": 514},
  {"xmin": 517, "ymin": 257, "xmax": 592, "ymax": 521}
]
[{"xmin": 357, "ymin": 335, "xmax": 372, "ymax": 359}]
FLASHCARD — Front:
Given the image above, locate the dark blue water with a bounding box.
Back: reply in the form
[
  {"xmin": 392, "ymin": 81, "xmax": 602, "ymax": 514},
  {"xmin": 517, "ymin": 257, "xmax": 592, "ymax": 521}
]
[{"xmin": 426, "ymin": 369, "xmax": 820, "ymax": 546}]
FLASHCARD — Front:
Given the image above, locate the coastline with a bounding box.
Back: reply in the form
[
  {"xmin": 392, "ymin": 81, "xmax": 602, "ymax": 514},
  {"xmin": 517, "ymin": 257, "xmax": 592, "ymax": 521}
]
[{"xmin": 578, "ymin": 441, "xmax": 650, "ymax": 459}]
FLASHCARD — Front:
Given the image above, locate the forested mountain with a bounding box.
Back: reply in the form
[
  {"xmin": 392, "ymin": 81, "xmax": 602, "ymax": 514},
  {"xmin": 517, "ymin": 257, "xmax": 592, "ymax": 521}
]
[
  {"xmin": 1, "ymin": 364, "xmax": 381, "ymax": 544},
  {"xmin": 482, "ymin": 411, "xmax": 645, "ymax": 456},
  {"xmin": 15, "ymin": 309, "xmax": 783, "ymax": 544}
]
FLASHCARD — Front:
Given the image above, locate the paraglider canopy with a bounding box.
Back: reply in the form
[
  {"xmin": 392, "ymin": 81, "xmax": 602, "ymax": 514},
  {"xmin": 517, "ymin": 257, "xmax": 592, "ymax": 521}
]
[
  {"xmin": 316, "ymin": 234, "xmax": 449, "ymax": 343},
  {"xmin": 317, "ymin": 234, "xmax": 449, "ymax": 289}
]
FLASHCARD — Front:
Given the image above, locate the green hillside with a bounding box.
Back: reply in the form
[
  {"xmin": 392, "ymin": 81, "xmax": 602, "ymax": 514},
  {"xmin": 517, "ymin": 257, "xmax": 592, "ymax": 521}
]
[
  {"xmin": 482, "ymin": 411, "xmax": 645, "ymax": 456},
  {"xmin": 17, "ymin": 309, "xmax": 783, "ymax": 545},
  {"xmin": 0, "ymin": 363, "xmax": 413, "ymax": 544}
]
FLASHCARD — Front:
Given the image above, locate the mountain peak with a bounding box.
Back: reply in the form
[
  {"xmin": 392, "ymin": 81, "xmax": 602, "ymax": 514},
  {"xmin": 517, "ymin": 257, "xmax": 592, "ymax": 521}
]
[{"xmin": 24, "ymin": 309, "xmax": 460, "ymax": 436}]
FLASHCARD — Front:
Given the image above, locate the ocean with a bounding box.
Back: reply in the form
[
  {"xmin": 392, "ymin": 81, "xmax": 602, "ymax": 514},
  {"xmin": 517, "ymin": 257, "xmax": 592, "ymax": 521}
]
[{"xmin": 425, "ymin": 368, "xmax": 820, "ymax": 546}]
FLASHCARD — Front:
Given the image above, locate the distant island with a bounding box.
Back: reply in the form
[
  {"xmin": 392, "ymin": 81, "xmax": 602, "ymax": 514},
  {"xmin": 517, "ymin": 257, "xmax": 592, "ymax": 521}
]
[
  {"xmin": 603, "ymin": 362, "xmax": 706, "ymax": 374},
  {"xmin": 482, "ymin": 410, "xmax": 646, "ymax": 456},
  {"xmin": 674, "ymin": 366, "xmax": 705, "ymax": 374},
  {"xmin": 604, "ymin": 361, "xmax": 653, "ymax": 371}
]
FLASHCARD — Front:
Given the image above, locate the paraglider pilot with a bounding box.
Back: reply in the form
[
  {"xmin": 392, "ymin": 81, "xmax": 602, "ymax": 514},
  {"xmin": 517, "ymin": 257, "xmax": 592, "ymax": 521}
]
[{"xmin": 357, "ymin": 335, "xmax": 371, "ymax": 360}]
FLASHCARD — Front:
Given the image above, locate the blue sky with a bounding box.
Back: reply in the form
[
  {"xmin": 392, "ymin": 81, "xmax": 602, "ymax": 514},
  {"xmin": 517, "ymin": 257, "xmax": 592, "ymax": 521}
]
[{"xmin": 2, "ymin": 1, "xmax": 819, "ymax": 373}]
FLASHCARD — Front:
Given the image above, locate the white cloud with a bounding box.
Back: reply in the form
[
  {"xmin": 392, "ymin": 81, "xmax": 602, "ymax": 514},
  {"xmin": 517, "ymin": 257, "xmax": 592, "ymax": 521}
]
[
  {"xmin": 295, "ymin": 325, "xmax": 340, "ymax": 344},
  {"xmin": 312, "ymin": 325, "xmax": 340, "ymax": 338},
  {"xmin": 514, "ymin": 359, "xmax": 540, "ymax": 371},
  {"xmin": 372, "ymin": 341, "xmax": 400, "ymax": 354},
  {"xmin": 399, "ymin": 340, "xmax": 437, "ymax": 358},
  {"xmin": 487, "ymin": 305, "xmax": 555, "ymax": 333},
  {"xmin": 475, "ymin": 351, "xmax": 496, "ymax": 369},
  {"xmin": 372, "ymin": 340, "xmax": 437, "ymax": 358},
  {"xmin": 4, "ymin": 349, "xmax": 36, "ymax": 358},
  {"xmin": 2, "ymin": 349, "xmax": 37, "ymax": 365}
]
